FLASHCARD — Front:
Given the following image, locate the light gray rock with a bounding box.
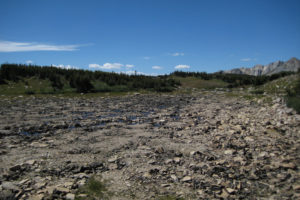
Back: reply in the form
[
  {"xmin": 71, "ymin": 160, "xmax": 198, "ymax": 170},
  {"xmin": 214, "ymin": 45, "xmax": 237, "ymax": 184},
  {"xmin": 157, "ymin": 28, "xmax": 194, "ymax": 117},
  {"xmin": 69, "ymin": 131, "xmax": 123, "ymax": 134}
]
[
  {"xmin": 181, "ymin": 176, "xmax": 192, "ymax": 182},
  {"xmin": 66, "ymin": 193, "xmax": 75, "ymax": 200},
  {"xmin": 2, "ymin": 182, "xmax": 20, "ymax": 191}
]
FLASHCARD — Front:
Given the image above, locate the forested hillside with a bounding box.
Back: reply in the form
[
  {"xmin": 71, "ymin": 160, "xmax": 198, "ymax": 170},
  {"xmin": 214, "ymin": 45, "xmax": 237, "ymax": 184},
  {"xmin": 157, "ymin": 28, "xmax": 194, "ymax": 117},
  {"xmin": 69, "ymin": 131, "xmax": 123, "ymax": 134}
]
[
  {"xmin": 0, "ymin": 64, "xmax": 180, "ymax": 94},
  {"xmin": 0, "ymin": 64, "xmax": 298, "ymax": 95}
]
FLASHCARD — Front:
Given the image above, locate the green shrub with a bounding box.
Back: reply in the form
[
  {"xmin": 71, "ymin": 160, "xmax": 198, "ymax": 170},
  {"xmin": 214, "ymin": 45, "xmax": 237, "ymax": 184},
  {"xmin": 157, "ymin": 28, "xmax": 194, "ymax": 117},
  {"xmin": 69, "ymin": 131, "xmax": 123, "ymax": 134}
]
[
  {"xmin": 25, "ymin": 90, "xmax": 35, "ymax": 95},
  {"xmin": 75, "ymin": 176, "xmax": 112, "ymax": 200},
  {"xmin": 251, "ymin": 90, "xmax": 264, "ymax": 95},
  {"xmin": 286, "ymin": 72, "xmax": 300, "ymax": 113},
  {"xmin": 286, "ymin": 96, "xmax": 300, "ymax": 113}
]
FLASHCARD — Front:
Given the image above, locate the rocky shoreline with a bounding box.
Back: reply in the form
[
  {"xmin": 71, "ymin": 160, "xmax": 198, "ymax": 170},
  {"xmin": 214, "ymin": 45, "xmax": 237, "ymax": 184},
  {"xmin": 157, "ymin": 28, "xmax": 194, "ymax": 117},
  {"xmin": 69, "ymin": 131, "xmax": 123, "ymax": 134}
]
[{"xmin": 0, "ymin": 92, "xmax": 299, "ymax": 199}]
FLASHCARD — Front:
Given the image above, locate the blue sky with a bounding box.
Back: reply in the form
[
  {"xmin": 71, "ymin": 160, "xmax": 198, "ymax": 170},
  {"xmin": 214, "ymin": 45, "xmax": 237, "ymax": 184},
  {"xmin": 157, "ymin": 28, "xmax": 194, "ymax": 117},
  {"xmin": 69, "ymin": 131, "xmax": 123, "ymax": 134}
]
[{"xmin": 0, "ymin": 0, "xmax": 299, "ymax": 75}]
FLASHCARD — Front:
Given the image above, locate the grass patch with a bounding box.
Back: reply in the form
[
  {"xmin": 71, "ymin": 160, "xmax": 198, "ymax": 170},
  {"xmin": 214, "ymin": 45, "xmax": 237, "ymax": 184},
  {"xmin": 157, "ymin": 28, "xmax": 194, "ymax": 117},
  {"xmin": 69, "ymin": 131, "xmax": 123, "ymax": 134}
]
[
  {"xmin": 250, "ymin": 89, "xmax": 264, "ymax": 95},
  {"xmin": 173, "ymin": 76, "xmax": 228, "ymax": 89},
  {"xmin": 0, "ymin": 77, "xmax": 55, "ymax": 95},
  {"xmin": 75, "ymin": 176, "xmax": 112, "ymax": 200},
  {"xmin": 258, "ymin": 74, "xmax": 298, "ymax": 94},
  {"xmin": 286, "ymin": 96, "xmax": 300, "ymax": 113}
]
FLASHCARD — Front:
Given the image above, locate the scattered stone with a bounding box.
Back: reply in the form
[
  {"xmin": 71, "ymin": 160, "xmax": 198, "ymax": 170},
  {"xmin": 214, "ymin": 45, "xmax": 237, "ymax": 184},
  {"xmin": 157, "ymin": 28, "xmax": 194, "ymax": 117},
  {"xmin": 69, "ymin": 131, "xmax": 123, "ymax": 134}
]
[
  {"xmin": 244, "ymin": 136, "xmax": 254, "ymax": 142},
  {"xmin": 108, "ymin": 163, "xmax": 118, "ymax": 170},
  {"xmin": 293, "ymin": 185, "xmax": 300, "ymax": 193},
  {"xmin": 108, "ymin": 155, "xmax": 118, "ymax": 163},
  {"xmin": 220, "ymin": 189, "xmax": 230, "ymax": 198},
  {"xmin": 173, "ymin": 157, "xmax": 181, "ymax": 164},
  {"xmin": 30, "ymin": 194, "xmax": 44, "ymax": 200},
  {"xmin": 66, "ymin": 193, "xmax": 75, "ymax": 200},
  {"xmin": 155, "ymin": 146, "xmax": 164, "ymax": 154},
  {"xmin": 143, "ymin": 172, "xmax": 152, "ymax": 179},
  {"xmin": 280, "ymin": 162, "xmax": 297, "ymax": 169},
  {"xmin": 161, "ymin": 184, "xmax": 170, "ymax": 187},
  {"xmin": 64, "ymin": 182, "xmax": 74, "ymax": 188},
  {"xmin": 2, "ymin": 181, "xmax": 20, "ymax": 191},
  {"xmin": 54, "ymin": 187, "xmax": 70, "ymax": 194},
  {"xmin": 165, "ymin": 159, "xmax": 173, "ymax": 164},
  {"xmin": 77, "ymin": 194, "xmax": 88, "ymax": 198},
  {"xmin": 170, "ymin": 175, "xmax": 178, "ymax": 182},
  {"xmin": 76, "ymin": 180, "xmax": 86, "ymax": 187},
  {"xmin": 224, "ymin": 149, "xmax": 234, "ymax": 155},
  {"xmin": 147, "ymin": 159, "xmax": 156, "ymax": 165},
  {"xmin": 181, "ymin": 176, "xmax": 192, "ymax": 182},
  {"xmin": 25, "ymin": 160, "xmax": 36, "ymax": 165},
  {"xmin": 18, "ymin": 179, "xmax": 30, "ymax": 185},
  {"xmin": 34, "ymin": 182, "xmax": 46, "ymax": 189},
  {"xmin": 0, "ymin": 190, "xmax": 15, "ymax": 200},
  {"xmin": 0, "ymin": 92, "xmax": 299, "ymax": 199},
  {"xmin": 226, "ymin": 188, "xmax": 236, "ymax": 194},
  {"xmin": 30, "ymin": 142, "xmax": 48, "ymax": 148}
]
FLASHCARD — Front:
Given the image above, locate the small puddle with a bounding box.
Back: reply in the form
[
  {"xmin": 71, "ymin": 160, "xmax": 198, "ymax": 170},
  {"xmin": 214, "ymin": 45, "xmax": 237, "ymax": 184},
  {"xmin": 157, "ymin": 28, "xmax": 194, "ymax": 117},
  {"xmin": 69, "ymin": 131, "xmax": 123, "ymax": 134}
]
[
  {"xmin": 19, "ymin": 131, "xmax": 40, "ymax": 136},
  {"xmin": 152, "ymin": 122, "xmax": 162, "ymax": 127},
  {"xmin": 171, "ymin": 115, "xmax": 181, "ymax": 121},
  {"xmin": 158, "ymin": 105, "xmax": 167, "ymax": 109},
  {"xmin": 81, "ymin": 111, "xmax": 95, "ymax": 119}
]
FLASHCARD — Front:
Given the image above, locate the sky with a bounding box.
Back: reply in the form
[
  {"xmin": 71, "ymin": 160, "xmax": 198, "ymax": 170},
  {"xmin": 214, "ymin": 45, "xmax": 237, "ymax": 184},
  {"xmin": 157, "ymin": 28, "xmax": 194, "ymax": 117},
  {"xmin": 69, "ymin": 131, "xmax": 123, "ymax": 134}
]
[{"xmin": 0, "ymin": 0, "xmax": 300, "ymax": 75}]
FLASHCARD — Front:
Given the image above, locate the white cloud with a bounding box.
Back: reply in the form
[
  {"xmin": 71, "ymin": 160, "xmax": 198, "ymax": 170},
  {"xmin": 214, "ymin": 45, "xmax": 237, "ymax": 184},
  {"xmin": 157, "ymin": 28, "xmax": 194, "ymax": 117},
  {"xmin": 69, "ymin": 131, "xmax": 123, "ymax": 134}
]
[
  {"xmin": 241, "ymin": 58, "xmax": 251, "ymax": 62},
  {"xmin": 125, "ymin": 64, "xmax": 134, "ymax": 68},
  {"xmin": 26, "ymin": 60, "xmax": 33, "ymax": 65},
  {"xmin": 89, "ymin": 63, "xmax": 123, "ymax": 70},
  {"xmin": 53, "ymin": 64, "xmax": 78, "ymax": 69},
  {"xmin": 175, "ymin": 64, "xmax": 190, "ymax": 69},
  {"xmin": 152, "ymin": 65, "xmax": 162, "ymax": 70},
  {"xmin": 121, "ymin": 70, "xmax": 145, "ymax": 75},
  {"xmin": 143, "ymin": 56, "xmax": 150, "ymax": 60},
  {"xmin": 0, "ymin": 40, "xmax": 79, "ymax": 52},
  {"xmin": 171, "ymin": 52, "xmax": 184, "ymax": 56}
]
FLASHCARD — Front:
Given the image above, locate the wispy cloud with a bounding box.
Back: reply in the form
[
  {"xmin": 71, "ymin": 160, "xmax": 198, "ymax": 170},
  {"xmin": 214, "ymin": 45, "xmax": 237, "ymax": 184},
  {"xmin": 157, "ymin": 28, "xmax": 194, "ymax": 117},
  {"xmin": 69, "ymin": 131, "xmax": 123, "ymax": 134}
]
[
  {"xmin": 143, "ymin": 56, "xmax": 150, "ymax": 60},
  {"xmin": 171, "ymin": 52, "xmax": 184, "ymax": 56},
  {"xmin": 89, "ymin": 63, "xmax": 123, "ymax": 70},
  {"xmin": 0, "ymin": 40, "xmax": 79, "ymax": 52},
  {"xmin": 240, "ymin": 58, "xmax": 251, "ymax": 62},
  {"xmin": 53, "ymin": 64, "xmax": 78, "ymax": 69},
  {"xmin": 125, "ymin": 64, "xmax": 134, "ymax": 68},
  {"xmin": 152, "ymin": 65, "xmax": 162, "ymax": 70},
  {"xmin": 175, "ymin": 64, "xmax": 190, "ymax": 69}
]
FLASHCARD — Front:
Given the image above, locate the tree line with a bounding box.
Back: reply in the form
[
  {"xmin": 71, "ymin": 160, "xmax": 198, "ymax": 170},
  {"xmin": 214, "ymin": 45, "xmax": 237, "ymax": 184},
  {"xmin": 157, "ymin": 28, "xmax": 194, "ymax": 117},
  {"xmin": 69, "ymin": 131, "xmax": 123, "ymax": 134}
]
[
  {"xmin": 0, "ymin": 64, "xmax": 180, "ymax": 93},
  {"xmin": 0, "ymin": 64, "xmax": 297, "ymax": 94}
]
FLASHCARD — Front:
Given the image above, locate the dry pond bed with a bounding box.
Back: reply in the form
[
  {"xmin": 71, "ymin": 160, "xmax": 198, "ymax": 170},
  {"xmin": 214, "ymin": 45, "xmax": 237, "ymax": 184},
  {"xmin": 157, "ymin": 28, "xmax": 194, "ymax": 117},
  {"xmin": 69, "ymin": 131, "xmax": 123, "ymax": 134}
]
[{"xmin": 0, "ymin": 91, "xmax": 299, "ymax": 199}]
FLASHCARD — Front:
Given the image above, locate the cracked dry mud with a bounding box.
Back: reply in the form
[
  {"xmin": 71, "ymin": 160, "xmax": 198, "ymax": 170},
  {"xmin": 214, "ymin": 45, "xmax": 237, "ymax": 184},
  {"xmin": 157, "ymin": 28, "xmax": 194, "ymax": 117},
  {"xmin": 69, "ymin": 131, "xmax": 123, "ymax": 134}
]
[{"xmin": 0, "ymin": 91, "xmax": 299, "ymax": 199}]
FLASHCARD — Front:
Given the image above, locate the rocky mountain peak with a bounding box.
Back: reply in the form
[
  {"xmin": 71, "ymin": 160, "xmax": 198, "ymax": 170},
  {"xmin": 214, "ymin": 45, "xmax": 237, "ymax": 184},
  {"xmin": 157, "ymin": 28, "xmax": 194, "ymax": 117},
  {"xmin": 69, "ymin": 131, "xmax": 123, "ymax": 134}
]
[{"xmin": 225, "ymin": 57, "xmax": 300, "ymax": 76}]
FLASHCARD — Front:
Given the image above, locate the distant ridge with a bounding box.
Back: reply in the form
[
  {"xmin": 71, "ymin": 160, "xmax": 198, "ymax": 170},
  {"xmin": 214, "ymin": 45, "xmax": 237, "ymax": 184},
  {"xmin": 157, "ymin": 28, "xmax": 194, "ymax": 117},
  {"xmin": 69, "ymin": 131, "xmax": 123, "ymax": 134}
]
[{"xmin": 225, "ymin": 57, "xmax": 300, "ymax": 76}]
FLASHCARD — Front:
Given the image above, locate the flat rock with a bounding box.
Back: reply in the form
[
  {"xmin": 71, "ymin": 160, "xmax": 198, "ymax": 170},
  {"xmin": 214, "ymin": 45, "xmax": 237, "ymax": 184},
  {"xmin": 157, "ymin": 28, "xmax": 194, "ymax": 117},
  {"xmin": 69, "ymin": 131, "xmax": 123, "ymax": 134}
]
[
  {"xmin": 66, "ymin": 193, "xmax": 75, "ymax": 200},
  {"xmin": 108, "ymin": 155, "xmax": 118, "ymax": 163},
  {"xmin": 181, "ymin": 176, "xmax": 192, "ymax": 182},
  {"xmin": 2, "ymin": 182, "xmax": 20, "ymax": 191},
  {"xmin": 224, "ymin": 149, "xmax": 234, "ymax": 155}
]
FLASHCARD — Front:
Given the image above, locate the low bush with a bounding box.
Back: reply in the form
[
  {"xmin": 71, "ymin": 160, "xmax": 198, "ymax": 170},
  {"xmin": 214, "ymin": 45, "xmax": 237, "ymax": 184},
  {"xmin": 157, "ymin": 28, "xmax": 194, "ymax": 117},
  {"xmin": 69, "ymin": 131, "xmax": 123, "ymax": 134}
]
[
  {"xmin": 251, "ymin": 90, "xmax": 264, "ymax": 95},
  {"xmin": 75, "ymin": 176, "xmax": 112, "ymax": 200},
  {"xmin": 286, "ymin": 96, "xmax": 300, "ymax": 113},
  {"xmin": 25, "ymin": 90, "xmax": 35, "ymax": 95}
]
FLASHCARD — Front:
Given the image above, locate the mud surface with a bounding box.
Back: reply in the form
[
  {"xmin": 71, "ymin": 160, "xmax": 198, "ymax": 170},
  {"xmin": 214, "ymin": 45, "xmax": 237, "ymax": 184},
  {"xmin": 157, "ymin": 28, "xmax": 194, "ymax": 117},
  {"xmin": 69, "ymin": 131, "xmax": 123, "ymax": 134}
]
[{"xmin": 0, "ymin": 92, "xmax": 299, "ymax": 199}]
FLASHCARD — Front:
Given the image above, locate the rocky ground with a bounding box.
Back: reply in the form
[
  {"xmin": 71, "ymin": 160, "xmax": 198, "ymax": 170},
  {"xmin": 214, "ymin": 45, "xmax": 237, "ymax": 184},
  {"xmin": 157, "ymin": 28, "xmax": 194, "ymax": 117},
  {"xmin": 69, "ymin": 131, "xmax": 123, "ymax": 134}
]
[{"xmin": 0, "ymin": 91, "xmax": 299, "ymax": 199}]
